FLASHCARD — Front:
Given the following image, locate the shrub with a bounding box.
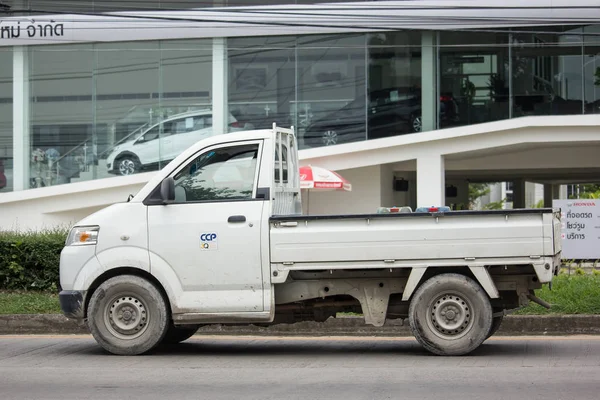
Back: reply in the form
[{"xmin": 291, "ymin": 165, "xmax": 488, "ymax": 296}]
[{"xmin": 0, "ymin": 229, "xmax": 68, "ymax": 291}]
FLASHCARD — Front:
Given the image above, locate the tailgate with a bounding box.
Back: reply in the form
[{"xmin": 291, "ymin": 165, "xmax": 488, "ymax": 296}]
[{"xmin": 553, "ymin": 209, "xmax": 563, "ymax": 255}]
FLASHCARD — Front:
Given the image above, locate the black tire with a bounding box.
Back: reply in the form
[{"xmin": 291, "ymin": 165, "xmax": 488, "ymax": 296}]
[
  {"xmin": 486, "ymin": 315, "xmax": 504, "ymax": 339},
  {"xmin": 408, "ymin": 273, "xmax": 493, "ymax": 356},
  {"xmin": 161, "ymin": 323, "xmax": 200, "ymax": 345},
  {"xmin": 87, "ymin": 275, "xmax": 169, "ymax": 356},
  {"xmin": 115, "ymin": 154, "xmax": 140, "ymax": 176},
  {"xmin": 410, "ymin": 114, "xmax": 422, "ymax": 132}
]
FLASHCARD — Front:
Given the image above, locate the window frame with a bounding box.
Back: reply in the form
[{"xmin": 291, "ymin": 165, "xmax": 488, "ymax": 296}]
[{"xmin": 145, "ymin": 139, "xmax": 265, "ymax": 206}]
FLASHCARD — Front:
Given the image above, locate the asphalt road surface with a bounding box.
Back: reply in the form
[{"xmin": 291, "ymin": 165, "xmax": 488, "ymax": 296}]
[{"xmin": 0, "ymin": 335, "xmax": 599, "ymax": 400}]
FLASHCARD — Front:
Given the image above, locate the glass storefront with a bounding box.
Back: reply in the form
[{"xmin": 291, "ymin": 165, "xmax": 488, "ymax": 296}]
[
  {"xmin": 0, "ymin": 48, "xmax": 12, "ymax": 192},
  {"xmin": 2, "ymin": 24, "xmax": 599, "ymax": 192}
]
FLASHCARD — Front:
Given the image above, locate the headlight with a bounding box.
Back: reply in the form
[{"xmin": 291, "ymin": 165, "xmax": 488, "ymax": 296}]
[{"xmin": 66, "ymin": 226, "xmax": 99, "ymax": 246}]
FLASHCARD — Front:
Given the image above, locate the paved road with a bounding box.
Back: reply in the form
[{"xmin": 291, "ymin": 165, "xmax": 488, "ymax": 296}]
[{"xmin": 0, "ymin": 335, "xmax": 599, "ymax": 400}]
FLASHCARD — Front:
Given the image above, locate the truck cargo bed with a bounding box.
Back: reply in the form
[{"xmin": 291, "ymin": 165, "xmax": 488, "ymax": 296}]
[{"xmin": 270, "ymin": 209, "xmax": 560, "ymax": 264}]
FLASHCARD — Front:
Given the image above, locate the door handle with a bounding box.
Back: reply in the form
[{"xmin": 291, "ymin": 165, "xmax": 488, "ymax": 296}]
[{"xmin": 228, "ymin": 215, "xmax": 246, "ymax": 223}]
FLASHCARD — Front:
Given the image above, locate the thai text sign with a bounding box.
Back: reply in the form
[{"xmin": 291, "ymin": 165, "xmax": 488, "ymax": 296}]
[{"xmin": 553, "ymin": 200, "xmax": 600, "ymax": 259}]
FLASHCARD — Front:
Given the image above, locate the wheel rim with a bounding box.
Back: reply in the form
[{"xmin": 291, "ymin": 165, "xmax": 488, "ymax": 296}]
[
  {"xmin": 104, "ymin": 294, "xmax": 149, "ymax": 340},
  {"xmin": 322, "ymin": 130, "xmax": 338, "ymax": 146},
  {"xmin": 427, "ymin": 292, "xmax": 474, "ymax": 339},
  {"xmin": 412, "ymin": 116, "xmax": 422, "ymax": 132},
  {"xmin": 118, "ymin": 159, "xmax": 136, "ymax": 175}
]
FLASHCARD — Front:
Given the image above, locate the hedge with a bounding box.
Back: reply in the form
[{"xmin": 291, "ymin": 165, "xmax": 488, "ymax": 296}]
[{"xmin": 0, "ymin": 229, "xmax": 68, "ymax": 291}]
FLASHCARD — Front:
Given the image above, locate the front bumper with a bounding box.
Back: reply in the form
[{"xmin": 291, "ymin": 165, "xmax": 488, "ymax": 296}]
[{"xmin": 59, "ymin": 290, "xmax": 86, "ymax": 321}]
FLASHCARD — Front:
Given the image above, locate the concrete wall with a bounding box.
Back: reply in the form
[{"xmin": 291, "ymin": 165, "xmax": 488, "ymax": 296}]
[{"xmin": 0, "ymin": 173, "xmax": 150, "ymax": 231}]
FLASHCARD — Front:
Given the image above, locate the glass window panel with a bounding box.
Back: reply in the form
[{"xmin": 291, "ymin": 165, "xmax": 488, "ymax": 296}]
[
  {"xmin": 440, "ymin": 31, "xmax": 510, "ymax": 126},
  {"xmin": 367, "ymin": 31, "xmax": 423, "ymax": 138},
  {"xmin": 228, "ymin": 36, "xmax": 296, "ymax": 135},
  {"xmin": 96, "ymin": 41, "xmax": 159, "ymax": 177},
  {"xmin": 583, "ymin": 25, "xmax": 600, "ymax": 114},
  {"xmin": 511, "ymin": 29, "xmax": 583, "ymax": 117},
  {"xmin": 0, "ymin": 48, "xmax": 12, "ymax": 193},
  {"xmin": 159, "ymin": 39, "xmax": 213, "ymax": 161},
  {"xmin": 298, "ymin": 34, "xmax": 366, "ymax": 148},
  {"xmin": 29, "ymin": 44, "xmax": 93, "ymax": 189}
]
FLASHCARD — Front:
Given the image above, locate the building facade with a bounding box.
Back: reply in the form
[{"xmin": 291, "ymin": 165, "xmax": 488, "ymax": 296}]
[{"xmin": 1, "ymin": 0, "xmax": 600, "ymax": 228}]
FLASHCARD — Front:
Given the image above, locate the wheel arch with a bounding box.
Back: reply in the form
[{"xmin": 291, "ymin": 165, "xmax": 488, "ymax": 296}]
[
  {"xmin": 114, "ymin": 151, "xmax": 140, "ymax": 163},
  {"xmin": 402, "ymin": 265, "xmax": 499, "ymax": 302},
  {"xmin": 83, "ymin": 267, "xmax": 171, "ymax": 321}
]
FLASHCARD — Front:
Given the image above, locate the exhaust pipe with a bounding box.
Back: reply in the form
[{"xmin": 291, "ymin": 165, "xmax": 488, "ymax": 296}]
[{"xmin": 527, "ymin": 293, "xmax": 551, "ymax": 309}]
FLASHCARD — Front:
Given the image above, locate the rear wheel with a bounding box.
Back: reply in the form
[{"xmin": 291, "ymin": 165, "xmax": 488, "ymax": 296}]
[
  {"xmin": 408, "ymin": 273, "xmax": 493, "ymax": 356},
  {"xmin": 410, "ymin": 114, "xmax": 422, "ymax": 132},
  {"xmin": 87, "ymin": 275, "xmax": 169, "ymax": 355},
  {"xmin": 486, "ymin": 315, "xmax": 504, "ymax": 339},
  {"xmin": 116, "ymin": 155, "xmax": 140, "ymax": 176},
  {"xmin": 321, "ymin": 129, "xmax": 339, "ymax": 146}
]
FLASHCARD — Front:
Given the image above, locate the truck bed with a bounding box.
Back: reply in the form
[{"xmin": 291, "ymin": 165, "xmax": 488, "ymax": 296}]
[{"xmin": 269, "ymin": 209, "xmax": 561, "ymax": 265}]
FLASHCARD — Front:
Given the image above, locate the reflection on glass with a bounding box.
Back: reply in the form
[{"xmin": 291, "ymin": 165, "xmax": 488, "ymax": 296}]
[
  {"xmin": 0, "ymin": 49, "xmax": 12, "ymax": 192},
  {"xmin": 298, "ymin": 34, "xmax": 366, "ymax": 148},
  {"xmin": 29, "ymin": 44, "xmax": 94, "ymax": 189},
  {"xmin": 173, "ymin": 144, "xmax": 259, "ymax": 203},
  {"xmin": 367, "ymin": 31, "xmax": 426, "ymax": 137},
  {"xmin": 103, "ymin": 40, "xmax": 213, "ymax": 176},
  {"xmin": 96, "ymin": 42, "xmax": 160, "ymax": 177},
  {"xmin": 440, "ymin": 31, "xmax": 510, "ymax": 127},
  {"xmin": 228, "ymin": 36, "xmax": 296, "ymax": 134},
  {"xmin": 583, "ymin": 25, "xmax": 600, "ymax": 114},
  {"xmin": 511, "ymin": 29, "xmax": 583, "ymax": 118}
]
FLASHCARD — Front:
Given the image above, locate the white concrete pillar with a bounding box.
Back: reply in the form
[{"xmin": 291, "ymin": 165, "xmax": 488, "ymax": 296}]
[
  {"xmin": 417, "ymin": 154, "xmax": 445, "ymax": 208},
  {"xmin": 13, "ymin": 46, "xmax": 30, "ymax": 191},
  {"xmin": 421, "ymin": 31, "xmax": 437, "ymax": 132},
  {"xmin": 212, "ymin": 37, "xmax": 228, "ymax": 135}
]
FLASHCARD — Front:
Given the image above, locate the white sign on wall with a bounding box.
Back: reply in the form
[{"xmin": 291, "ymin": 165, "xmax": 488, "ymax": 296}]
[{"xmin": 553, "ymin": 199, "xmax": 600, "ymax": 259}]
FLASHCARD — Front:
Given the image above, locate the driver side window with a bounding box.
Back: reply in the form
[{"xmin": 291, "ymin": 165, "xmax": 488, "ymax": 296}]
[
  {"xmin": 141, "ymin": 125, "xmax": 160, "ymax": 142},
  {"xmin": 173, "ymin": 143, "xmax": 260, "ymax": 203}
]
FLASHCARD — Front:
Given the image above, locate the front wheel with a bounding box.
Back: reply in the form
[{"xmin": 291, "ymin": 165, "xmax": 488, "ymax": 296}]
[
  {"xmin": 408, "ymin": 273, "xmax": 493, "ymax": 356},
  {"xmin": 87, "ymin": 275, "xmax": 169, "ymax": 356}
]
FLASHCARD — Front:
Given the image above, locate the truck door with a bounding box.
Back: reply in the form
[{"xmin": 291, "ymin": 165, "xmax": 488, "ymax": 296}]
[{"xmin": 147, "ymin": 140, "xmax": 266, "ymax": 313}]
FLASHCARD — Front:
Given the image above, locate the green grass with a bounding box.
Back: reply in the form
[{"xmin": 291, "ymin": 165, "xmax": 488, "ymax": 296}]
[
  {"xmin": 0, "ymin": 291, "xmax": 61, "ymax": 314},
  {"xmin": 0, "ymin": 274, "xmax": 598, "ymax": 315},
  {"xmin": 514, "ymin": 273, "xmax": 600, "ymax": 315}
]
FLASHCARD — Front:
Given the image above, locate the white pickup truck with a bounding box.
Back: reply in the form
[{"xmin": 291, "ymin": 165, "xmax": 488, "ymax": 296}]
[{"xmin": 59, "ymin": 125, "xmax": 562, "ymax": 356}]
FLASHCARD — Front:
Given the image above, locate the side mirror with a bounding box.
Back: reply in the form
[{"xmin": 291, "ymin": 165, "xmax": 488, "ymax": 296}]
[{"xmin": 160, "ymin": 177, "xmax": 175, "ymax": 204}]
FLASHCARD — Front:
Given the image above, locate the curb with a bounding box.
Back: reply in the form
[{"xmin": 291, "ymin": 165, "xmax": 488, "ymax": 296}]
[{"xmin": 1, "ymin": 314, "xmax": 599, "ymax": 336}]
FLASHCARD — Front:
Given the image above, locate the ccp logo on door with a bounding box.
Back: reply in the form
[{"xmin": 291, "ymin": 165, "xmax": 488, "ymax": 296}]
[{"xmin": 200, "ymin": 233, "xmax": 218, "ymax": 251}]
